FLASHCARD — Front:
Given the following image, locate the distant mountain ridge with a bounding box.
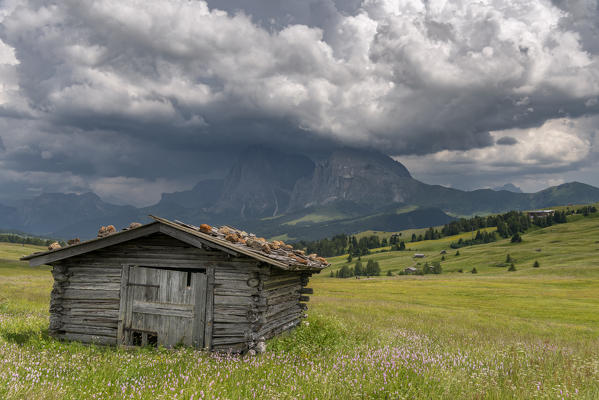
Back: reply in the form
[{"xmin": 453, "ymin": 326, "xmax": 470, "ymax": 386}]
[
  {"xmin": 2, "ymin": 147, "xmax": 599, "ymax": 240},
  {"xmin": 492, "ymin": 183, "xmax": 523, "ymax": 193}
]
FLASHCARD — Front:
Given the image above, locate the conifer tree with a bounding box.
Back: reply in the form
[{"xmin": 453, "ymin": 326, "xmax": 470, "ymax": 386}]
[{"xmin": 354, "ymin": 260, "xmax": 364, "ymax": 276}]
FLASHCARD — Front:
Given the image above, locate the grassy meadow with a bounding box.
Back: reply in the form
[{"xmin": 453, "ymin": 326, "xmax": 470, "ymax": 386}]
[{"xmin": 1, "ymin": 214, "xmax": 599, "ymax": 398}]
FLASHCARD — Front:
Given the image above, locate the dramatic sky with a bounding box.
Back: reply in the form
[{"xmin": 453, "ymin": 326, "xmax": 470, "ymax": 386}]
[{"xmin": 0, "ymin": 0, "xmax": 598, "ymax": 206}]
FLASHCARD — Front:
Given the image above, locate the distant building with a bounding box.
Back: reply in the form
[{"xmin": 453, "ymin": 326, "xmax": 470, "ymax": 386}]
[
  {"xmin": 404, "ymin": 267, "xmax": 418, "ymax": 274},
  {"xmin": 413, "ymin": 253, "xmax": 425, "ymax": 258},
  {"xmin": 527, "ymin": 210, "xmax": 555, "ymax": 219},
  {"xmin": 440, "ymin": 250, "xmax": 447, "ymax": 254}
]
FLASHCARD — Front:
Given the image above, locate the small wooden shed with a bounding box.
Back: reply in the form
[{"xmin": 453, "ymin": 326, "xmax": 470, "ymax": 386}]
[{"xmin": 22, "ymin": 216, "xmax": 328, "ymax": 353}]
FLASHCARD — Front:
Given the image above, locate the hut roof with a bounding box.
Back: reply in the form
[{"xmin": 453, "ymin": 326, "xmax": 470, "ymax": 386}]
[{"xmin": 21, "ymin": 215, "xmax": 330, "ymax": 271}]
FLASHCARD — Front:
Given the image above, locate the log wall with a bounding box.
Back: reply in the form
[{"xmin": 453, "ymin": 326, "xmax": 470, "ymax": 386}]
[
  {"xmin": 260, "ymin": 268, "xmax": 311, "ymax": 341},
  {"xmin": 48, "ymin": 232, "xmax": 312, "ymax": 353}
]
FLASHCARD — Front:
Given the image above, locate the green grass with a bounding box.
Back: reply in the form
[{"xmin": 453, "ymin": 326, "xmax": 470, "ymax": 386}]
[
  {"xmin": 395, "ymin": 205, "xmax": 420, "ymax": 214},
  {"xmin": 1, "ymin": 214, "xmax": 599, "ymax": 399},
  {"xmin": 0, "ymin": 242, "xmax": 46, "ymax": 261},
  {"xmin": 283, "ymin": 210, "xmax": 350, "ymax": 226}
]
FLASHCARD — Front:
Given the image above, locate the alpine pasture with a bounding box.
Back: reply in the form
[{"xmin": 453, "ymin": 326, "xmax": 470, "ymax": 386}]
[{"xmin": 1, "ymin": 213, "xmax": 599, "ymax": 399}]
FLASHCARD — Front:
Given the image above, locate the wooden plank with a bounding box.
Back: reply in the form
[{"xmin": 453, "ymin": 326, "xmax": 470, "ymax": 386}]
[
  {"xmin": 266, "ymin": 301, "xmax": 301, "ymax": 318},
  {"xmin": 262, "ymin": 320, "xmax": 301, "ymax": 341},
  {"xmin": 117, "ymin": 265, "xmax": 129, "ymax": 345},
  {"xmin": 131, "ymin": 300, "xmax": 194, "ymax": 318},
  {"xmin": 204, "ymin": 267, "xmax": 215, "ymax": 350},
  {"xmin": 159, "ymin": 224, "xmax": 241, "ymax": 257},
  {"xmin": 213, "ymin": 305, "xmax": 253, "ymax": 317},
  {"xmin": 213, "ymin": 313, "xmax": 250, "ymax": 323},
  {"xmin": 70, "ymin": 258, "xmax": 211, "ymax": 269},
  {"xmin": 62, "ymin": 289, "xmax": 121, "ymax": 300},
  {"xmin": 24, "ymin": 223, "xmax": 161, "ymax": 266},
  {"xmin": 67, "ymin": 267, "xmax": 122, "ymax": 275},
  {"xmin": 62, "ymin": 300, "xmax": 120, "ymax": 309},
  {"xmin": 124, "ymin": 267, "xmax": 138, "ymax": 345},
  {"xmin": 258, "ymin": 312, "xmax": 303, "ymax": 338},
  {"xmin": 213, "ymin": 287, "xmax": 257, "ymax": 297},
  {"xmin": 211, "ymin": 337, "xmax": 247, "ymax": 345},
  {"xmin": 64, "ymin": 333, "xmax": 117, "ymax": 346},
  {"xmin": 263, "ymin": 278, "xmax": 301, "ymax": 290},
  {"xmin": 214, "ymin": 295, "xmax": 263, "ymax": 306},
  {"xmin": 214, "ymin": 273, "xmax": 252, "ymax": 282},
  {"xmin": 106, "ymin": 245, "xmax": 217, "ymax": 255},
  {"xmin": 213, "ymin": 261, "xmax": 261, "ymax": 271},
  {"xmin": 66, "ymin": 309, "xmax": 119, "ymax": 318},
  {"xmin": 61, "ymin": 317, "xmax": 118, "ymax": 328},
  {"xmin": 127, "ymin": 282, "xmax": 160, "ymax": 288},
  {"xmin": 192, "ymin": 272, "xmax": 207, "ymax": 348},
  {"xmin": 213, "ymin": 321, "xmax": 251, "ymax": 330},
  {"xmin": 69, "ymin": 276, "xmax": 122, "ymax": 284},
  {"xmin": 265, "ymin": 285, "xmax": 302, "ymax": 299},
  {"xmin": 214, "ymin": 278, "xmax": 260, "ymax": 290},
  {"xmin": 67, "ymin": 283, "xmax": 121, "ymax": 291},
  {"xmin": 88, "ymin": 251, "xmax": 224, "ymax": 262},
  {"xmin": 263, "ymin": 274, "xmax": 299, "ymax": 283},
  {"xmin": 62, "ymin": 324, "xmax": 117, "ymax": 337}
]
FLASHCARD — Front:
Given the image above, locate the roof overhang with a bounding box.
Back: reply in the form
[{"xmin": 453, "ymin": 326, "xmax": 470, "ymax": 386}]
[{"xmin": 21, "ymin": 217, "xmax": 321, "ymax": 271}]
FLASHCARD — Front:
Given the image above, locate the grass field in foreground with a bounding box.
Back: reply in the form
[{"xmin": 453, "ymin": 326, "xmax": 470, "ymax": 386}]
[{"xmin": 1, "ymin": 215, "xmax": 599, "ymax": 399}]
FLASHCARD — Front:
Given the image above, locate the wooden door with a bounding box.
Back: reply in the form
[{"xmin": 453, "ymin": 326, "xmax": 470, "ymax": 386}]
[{"xmin": 118, "ymin": 266, "xmax": 207, "ymax": 348}]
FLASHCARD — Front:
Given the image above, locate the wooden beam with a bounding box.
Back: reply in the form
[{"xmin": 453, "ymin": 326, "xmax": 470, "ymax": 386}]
[
  {"xmin": 158, "ymin": 224, "xmax": 240, "ymax": 257},
  {"xmin": 204, "ymin": 267, "xmax": 215, "ymax": 351},
  {"xmin": 23, "ymin": 223, "xmax": 161, "ymax": 266},
  {"xmin": 152, "ymin": 216, "xmax": 294, "ymax": 271}
]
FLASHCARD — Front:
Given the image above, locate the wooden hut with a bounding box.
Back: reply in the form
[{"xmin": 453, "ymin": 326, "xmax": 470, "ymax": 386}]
[{"xmin": 21, "ymin": 216, "xmax": 329, "ymax": 353}]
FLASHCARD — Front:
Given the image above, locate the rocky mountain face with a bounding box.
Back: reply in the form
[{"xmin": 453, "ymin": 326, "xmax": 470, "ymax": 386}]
[
  {"xmin": 158, "ymin": 179, "xmax": 224, "ymax": 210},
  {"xmin": 2, "ymin": 147, "xmax": 599, "ymax": 240},
  {"xmin": 289, "ymin": 148, "xmax": 414, "ymax": 210},
  {"xmin": 213, "ymin": 147, "xmax": 315, "ymax": 219}
]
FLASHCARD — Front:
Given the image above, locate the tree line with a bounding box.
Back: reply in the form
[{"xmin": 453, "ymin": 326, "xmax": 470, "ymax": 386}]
[
  {"xmin": 297, "ymin": 205, "xmax": 598, "ymax": 257},
  {"xmin": 331, "ymin": 259, "xmax": 381, "ymax": 278},
  {"xmin": 0, "ymin": 233, "xmax": 65, "ymax": 247},
  {"xmin": 450, "ymin": 230, "xmax": 497, "ymax": 249},
  {"xmin": 297, "ymin": 233, "xmax": 386, "ymax": 258}
]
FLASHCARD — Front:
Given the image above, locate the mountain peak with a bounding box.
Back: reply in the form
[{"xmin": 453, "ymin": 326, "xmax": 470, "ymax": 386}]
[
  {"xmin": 328, "ymin": 148, "xmax": 411, "ymax": 179},
  {"xmin": 289, "ymin": 147, "xmax": 415, "ymax": 210},
  {"xmin": 215, "ymin": 146, "xmax": 315, "ymax": 219},
  {"xmin": 492, "ymin": 183, "xmax": 522, "ymax": 193}
]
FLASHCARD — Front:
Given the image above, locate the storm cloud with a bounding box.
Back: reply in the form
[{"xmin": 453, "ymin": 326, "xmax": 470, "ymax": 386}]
[{"xmin": 0, "ymin": 0, "xmax": 598, "ymax": 205}]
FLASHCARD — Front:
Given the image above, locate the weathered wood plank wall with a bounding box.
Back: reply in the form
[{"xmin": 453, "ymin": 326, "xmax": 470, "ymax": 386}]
[{"xmin": 48, "ymin": 232, "xmax": 312, "ymax": 353}]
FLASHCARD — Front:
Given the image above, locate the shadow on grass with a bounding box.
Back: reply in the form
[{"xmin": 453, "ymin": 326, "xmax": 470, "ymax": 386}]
[{"xmin": 1, "ymin": 327, "xmax": 51, "ymax": 345}]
